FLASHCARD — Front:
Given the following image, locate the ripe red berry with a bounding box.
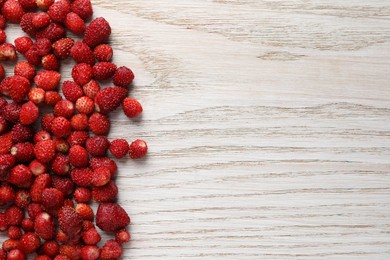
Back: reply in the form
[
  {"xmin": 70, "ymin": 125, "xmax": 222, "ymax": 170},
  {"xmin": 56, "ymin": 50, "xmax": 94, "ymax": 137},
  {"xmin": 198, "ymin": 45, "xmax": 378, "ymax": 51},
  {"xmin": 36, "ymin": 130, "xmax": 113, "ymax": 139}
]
[
  {"xmin": 113, "ymin": 66, "xmax": 135, "ymax": 88},
  {"xmin": 71, "ymin": 168, "xmax": 92, "ymax": 187},
  {"xmin": 69, "ymin": 145, "xmax": 89, "ymax": 168},
  {"xmin": 92, "ymin": 181, "xmax": 118, "ymax": 203},
  {"xmin": 109, "ymin": 139, "xmax": 129, "ymax": 159},
  {"xmin": 129, "ymin": 139, "xmax": 148, "ymax": 159},
  {"xmin": 88, "ymin": 113, "xmax": 110, "ymax": 135},
  {"xmin": 52, "ymin": 37, "xmax": 74, "ymax": 59},
  {"xmin": 19, "ymin": 232, "xmax": 41, "ymax": 254},
  {"xmin": 58, "ymin": 206, "xmax": 83, "ymax": 245},
  {"xmin": 65, "ymin": 12, "xmax": 85, "ymax": 35},
  {"xmin": 72, "ymin": 63, "xmax": 93, "ymax": 86},
  {"xmin": 100, "ymin": 239, "xmax": 123, "ymax": 260},
  {"xmin": 82, "ymin": 80, "xmax": 100, "ymax": 99},
  {"xmin": 34, "ymin": 70, "xmax": 61, "ymax": 91},
  {"xmin": 82, "ymin": 227, "xmax": 101, "ymax": 246},
  {"xmin": 45, "ymin": 91, "xmax": 62, "ymax": 107},
  {"xmin": 91, "ymin": 167, "xmax": 111, "ymax": 187},
  {"xmin": 115, "ymin": 229, "xmax": 131, "ymax": 244},
  {"xmin": 42, "ymin": 53, "xmax": 60, "ymax": 70},
  {"xmin": 47, "ymin": 0, "xmax": 71, "ymax": 23},
  {"xmin": 122, "ymin": 97, "xmax": 143, "ymax": 118},
  {"xmin": 14, "ymin": 61, "xmax": 35, "ymax": 80},
  {"xmin": 85, "ymin": 136, "xmax": 110, "ymax": 157},
  {"xmin": 19, "ymin": 101, "xmax": 39, "ymax": 125},
  {"xmin": 62, "ymin": 81, "xmax": 84, "ymax": 103},
  {"xmin": 53, "ymin": 100, "xmax": 75, "ymax": 119},
  {"xmin": 14, "ymin": 36, "xmax": 33, "ymax": 54},
  {"xmin": 34, "ymin": 212, "xmax": 55, "ymax": 240},
  {"xmin": 83, "ymin": 17, "xmax": 111, "ymax": 48},
  {"xmin": 94, "ymin": 44, "xmax": 113, "ymax": 62},
  {"xmin": 74, "ymin": 187, "xmax": 92, "ymax": 203},
  {"xmin": 28, "ymin": 88, "xmax": 45, "ymax": 104},
  {"xmin": 50, "ymin": 117, "xmax": 71, "ymax": 138},
  {"xmin": 81, "ymin": 245, "xmax": 100, "ymax": 260},
  {"xmin": 94, "ymin": 86, "xmax": 127, "ymax": 114},
  {"xmin": 70, "ymin": 41, "xmax": 95, "ymax": 66},
  {"xmin": 34, "ymin": 139, "xmax": 56, "ymax": 163},
  {"xmin": 70, "ymin": 113, "xmax": 89, "ymax": 131},
  {"xmin": 71, "ymin": 0, "xmax": 93, "ymax": 20},
  {"xmin": 2, "ymin": 0, "xmax": 25, "ymax": 23},
  {"xmin": 75, "ymin": 96, "xmax": 94, "ymax": 115}
]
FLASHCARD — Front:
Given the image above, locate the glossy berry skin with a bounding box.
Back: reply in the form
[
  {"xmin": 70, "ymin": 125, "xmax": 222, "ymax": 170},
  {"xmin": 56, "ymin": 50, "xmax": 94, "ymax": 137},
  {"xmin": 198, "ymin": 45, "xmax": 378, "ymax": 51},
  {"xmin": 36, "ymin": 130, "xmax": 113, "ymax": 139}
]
[
  {"xmin": 109, "ymin": 139, "xmax": 129, "ymax": 159},
  {"xmin": 129, "ymin": 139, "xmax": 148, "ymax": 159},
  {"xmin": 122, "ymin": 97, "xmax": 143, "ymax": 118}
]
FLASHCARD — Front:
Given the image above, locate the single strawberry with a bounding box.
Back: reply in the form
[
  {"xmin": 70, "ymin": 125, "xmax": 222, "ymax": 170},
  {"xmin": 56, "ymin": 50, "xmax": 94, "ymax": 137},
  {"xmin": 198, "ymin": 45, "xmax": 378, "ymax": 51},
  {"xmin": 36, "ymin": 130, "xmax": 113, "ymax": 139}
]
[
  {"xmin": 81, "ymin": 245, "xmax": 100, "ymax": 260},
  {"xmin": 28, "ymin": 88, "xmax": 45, "ymax": 104},
  {"xmin": 36, "ymin": 0, "xmax": 54, "ymax": 11},
  {"xmin": 2, "ymin": 102, "xmax": 21, "ymax": 124},
  {"xmin": 34, "ymin": 139, "xmax": 56, "ymax": 163},
  {"xmin": 0, "ymin": 43, "xmax": 17, "ymax": 61},
  {"xmin": 70, "ymin": 167, "xmax": 92, "ymax": 187},
  {"xmin": 50, "ymin": 117, "xmax": 71, "ymax": 138},
  {"xmin": 14, "ymin": 61, "xmax": 35, "ymax": 80},
  {"xmin": 52, "ymin": 37, "xmax": 74, "ymax": 59},
  {"xmin": 0, "ymin": 213, "xmax": 8, "ymax": 232},
  {"xmin": 93, "ymin": 44, "xmax": 112, "ymax": 62},
  {"xmin": 36, "ymin": 22, "xmax": 66, "ymax": 42},
  {"xmin": 10, "ymin": 142, "xmax": 35, "ymax": 163},
  {"xmin": 129, "ymin": 139, "xmax": 148, "ymax": 159},
  {"xmin": 52, "ymin": 176, "xmax": 74, "ymax": 197},
  {"xmin": 8, "ymin": 165, "xmax": 33, "ymax": 188},
  {"xmin": 7, "ymin": 249, "xmax": 25, "ymax": 259},
  {"xmin": 19, "ymin": 232, "xmax": 40, "ymax": 254},
  {"xmin": 20, "ymin": 12, "xmax": 37, "ymax": 36},
  {"xmin": 88, "ymin": 112, "xmax": 110, "ymax": 135},
  {"xmin": 42, "ymin": 53, "xmax": 60, "ymax": 71},
  {"xmin": 51, "ymin": 153, "xmax": 70, "ymax": 175},
  {"xmin": 5, "ymin": 206, "xmax": 24, "ymax": 227},
  {"xmin": 11, "ymin": 123, "xmax": 34, "ymax": 143},
  {"xmin": 90, "ymin": 156, "xmax": 117, "ymax": 177},
  {"xmin": 8, "ymin": 75, "xmax": 31, "ymax": 103},
  {"xmin": 96, "ymin": 203, "xmax": 130, "ymax": 232},
  {"xmin": 58, "ymin": 206, "xmax": 83, "ymax": 245},
  {"xmin": 75, "ymin": 96, "xmax": 94, "ymax": 114},
  {"xmin": 30, "ymin": 173, "xmax": 52, "ymax": 203},
  {"xmin": 42, "ymin": 240, "xmax": 59, "ymax": 258},
  {"xmin": 0, "ymin": 185, "xmax": 15, "ymax": 206},
  {"xmin": 74, "ymin": 187, "xmax": 92, "ymax": 203},
  {"xmin": 94, "ymin": 87, "xmax": 127, "ymax": 114},
  {"xmin": 82, "ymin": 227, "xmax": 101, "ymax": 246},
  {"xmin": 92, "ymin": 181, "xmax": 118, "ymax": 203},
  {"xmin": 35, "ymin": 37, "xmax": 52, "ymax": 56},
  {"xmin": 28, "ymin": 159, "xmax": 47, "ymax": 176},
  {"xmin": 32, "ymin": 12, "xmax": 50, "ymax": 28},
  {"xmin": 34, "ymin": 70, "xmax": 61, "ymax": 91},
  {"xmin": 91, "ymin": 167, "xmax": 111, "ymax": 187},
  {"xmin": 70, "ymin": 113, "xmax": 89, "ymax": 131},
  {"xmin": 53, "ymin": 100, "xmax": 75, "ymax": 119},
  {"xmin": 27, "ymin": 203, "xmax": 44, "ymax": 220},
  {"xmin": 115, "ymin": 229, "xmax": 131, "ymax": 244},
  {"xmin": 1, "ymin": 0, "xmax": 24, "ymax": 23},
  {"xmin": 85, "ymin": 136, "xmax": 110, "ymax": 157},
  {"xmin": 100, "ymin": 239, "xmax": 123, "ymax": 260},
  {"xmin": 109, "ymin": 139, "xmax": 129, "ymax": 159},
  {"xmin": 14, "ymin": 190, "xmax": 31, "ymax": 209},
  {"xmin": 70, "ymin": 41, "xmax": 95, "ymax": 65},
  {"xmin": 47, "ymin": 0, "xmax": 71, "ymax": 23},
  {"xmin": 7, "ymin": 226, "xmax": 22, "ymax": 239},
  {"xmin": 67, "ymin": 130, "xmax": 89, "ymax": 147},
  {"xmin": 54, "ymin": 137, "xmax": 70, "ymax": 153},
  {"xmin": 113, "ymin": 66, "xmax": 135, "ymax": 88},
  {"xmin": 34, "ymin": 212, "xmax": 55, "ymax": 240},
  {"xmin": 71, "ymin": 0, "xmax": 93, "ymax": 20},
  {"xmin": 0, "ymin": 154, "xmax": 15, "ymax": 180},
  {"xmin": 62, "ymin": 81, "xmax": 83, "ymax": 103},
  {"xmin": 65, "ymin": 12, "xmax": 85, "ymax": 35},
  {"xmin": 45, "ymin": 91, "xmax": 62, "ymax": 106},
  {"xmin": 24, "ymin": 45, "xmax": 41, "ymax": 65},
  {"xmin": 2, "ymin": 238, "xmax": 20, "ymax": 252},
  {"xmin": 42, "ymin": 188, "xmax": 64, "ymax": 210},
  {"xmin": 14, "ymin": 36, "xmax": 33, "ymax": 54},
  {"xmin": 56, "ymin": 229, "xmax": 69, "ymax": 244},
  {"xmin": 83, "ymin": 80, "xmax": 100, "ymax": 99},
  {"xmin": 20, "ymin": 101, "xmax": 39, "ymax": 125},
  {"xmin": 59, "ymin": 245, "xmax": 82, "ymax": 260},
  {"xmin": 21, "ymin": 218, "xmax": 34, "ymax": 232},
  {"xmin": 0, "ymin": 134, "xmax": 13, "ymax": 155},
  {"xmin": 72, "ymin": 63, "xmax": 93, "ymax": 86},
  {"xmin": 41, "ymin": 113, "xmax": 55, "ymax": 132},
  {"xmin": 83, "ymin": 17, "xmax": 111, "ymax": 48},
  {"xmin": 76, "ymin": 203, "xmax": 94, "ymax": 220},
  {"xmin": 19, "ymin": 0, "xmax": 37, "ymax": 11},
  {"xmin": 69, "ymin": 145, "xmax": 89, "ymax": 168},
  {"xmin": 122, "ymin": 97, "xmax": 143, "ymax": 118},
  {"xmin": 92, "ymin": 62, "xmax": 116, "ymax": 81}
]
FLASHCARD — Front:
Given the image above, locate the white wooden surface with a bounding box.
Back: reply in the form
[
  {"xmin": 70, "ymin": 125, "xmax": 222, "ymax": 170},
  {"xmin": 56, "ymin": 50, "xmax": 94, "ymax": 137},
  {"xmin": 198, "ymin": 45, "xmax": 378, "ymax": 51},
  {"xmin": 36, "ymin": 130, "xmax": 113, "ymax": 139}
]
[{"xmin": 93, "ymin": 1, "xmax": 390, "ymax": 259}]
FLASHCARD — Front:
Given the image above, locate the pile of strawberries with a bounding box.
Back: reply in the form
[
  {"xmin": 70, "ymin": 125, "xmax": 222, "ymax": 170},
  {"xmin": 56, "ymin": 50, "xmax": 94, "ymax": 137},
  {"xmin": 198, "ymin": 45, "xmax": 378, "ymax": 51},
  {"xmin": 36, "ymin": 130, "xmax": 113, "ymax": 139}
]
[{"xmin": 0, "ymin": 0, "xmax": 148, "ymax": 259}]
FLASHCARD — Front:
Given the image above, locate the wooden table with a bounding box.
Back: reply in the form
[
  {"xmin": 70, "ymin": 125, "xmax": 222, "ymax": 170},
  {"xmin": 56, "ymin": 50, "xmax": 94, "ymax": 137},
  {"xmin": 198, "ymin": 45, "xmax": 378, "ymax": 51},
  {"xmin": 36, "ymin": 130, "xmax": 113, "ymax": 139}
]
[{"xmin": 93, "ymin": 1, "xmax": 390, "ymax": 259}]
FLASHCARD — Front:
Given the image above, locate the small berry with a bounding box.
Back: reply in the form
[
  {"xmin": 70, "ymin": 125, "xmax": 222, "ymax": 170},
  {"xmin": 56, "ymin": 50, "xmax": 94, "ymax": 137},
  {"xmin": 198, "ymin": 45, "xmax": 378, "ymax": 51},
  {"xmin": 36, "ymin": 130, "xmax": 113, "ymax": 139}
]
[
  {"xmin": 93, "ymin": 44, "xmax": 112, "ymax": 62},
  {"xmin": 7, "ymin": 226, "xmax": 22, "ymax": 240},
  {"xmin": 75, "ymin": 96, "xmax": 94, "ymax": 115},
  {"xmin": 34, "ymin": 212, "xmax": 55, "ymax": 240},
  {"xmin": 42, "ymin": 240, "xmax": 59, "ymax": 258},
  {"xmin": 5, "ymin": 206, "xmax": 24, "ymax": 227},
  {"xmin": 70, "ymin": 168, "xmax": 92, "ymax": 187},
  {"xmin": 92, "ymin": 181, "xmax": 118, "ymax": 203},
  {"xmin": 92, "ymin": 62, "xmax": 116, "ymax": 81},
  {"xmin": 113, "ymin": 66, "xmax": 135, "ymax": 88},
  {"xmin": 81, "ymin": 245, "xmax": 100, "ymax": 260},
  {"xmin": 74, "ymin": 187, "xmax": 92, "ymax": 203},
  {"xmin": 48, "ymin": 0, "xmax": 71, "ymax": 23},
  {"xmin": 94, "ymin": 86, "xmax": 127, "ymax": 114},
  {"xmin": 29, "ymin": 159, "xmax": 47, "ymax": 176},
  {"xmin": 109, "ymin": 139, "xmax": 129, "ymax": 159},
  {"xmin": 58, "ymin": 206, "xmax": 83, "ymax": 245},
  {"xmin": 14, "ymin": 61, "xmax": 35, "ymax": 80},
  {"xmin": 62, "ymin": 81, "xmax": 83, "ymax": 102},
  {"xmin": 67, "ymin": 131, "xmax": 89, "ymax": 147},
  {"xmin": 32, "ymin": 12, "xmax": 50, "ymax": 28},
  {"xmin": 1, "ymin": 0, "xmax": 24, "ymax": 23},
  {"xmin": 69, "ymin": 145, "xmax": 89, "ymax": 168},
  {"xmin": 75, "ymin": 203, "xmax": 94, "ymax": 220},
  {"xmin": 44, "ymin": 91, "xmax": 62, "ymax": 107},
  {"xmin": 83, "ymin": 17, "xmax": 111, "ymax": 48},
  {"xmin": 65, "ymin": 12, "xmax": 85, "ymax": 35},
  {"xmin": 20, "ymin": 101, "xmax": 39, "ymax": 125},
  {"xmin": 28, "ymin": 88, "xmax": 45, "ymax": 104},
  {"xmin": 115, "ymin": 229, "xmax": 131, "ymax": 244},
  {"xmin": 50, "ymin": 117, "xmax": 71, "ymax": 138},
  {"xmin": 70, "ymin": 41, "xmax": 95, "ymax": 66},
  {"xmin": 42, "ymin": 53, "xmax": 60, "ymax": 70},
  {"xmin": 14, "ymin": 36, "xmax": 33, "ymax": 54},
  {"xmin": 129, "ymin": 139, "xmax": 148, "ymax": 159},
  {"xmin": 19, "ymin": 232, "xmax": 41, "ymax": 254},
  {"xmin": 82, "ymin": 227, "xmax": 101, "ymax": 246},
  {"xmin": 30, "ymin": 174, "xmax": 51, "ymax": 203},
  {"xmin": 88, "ymin": 113, "xmax": 110, "ymax": 135},
  {"xmin": 70, "ymin": 113, "xmax": 88, "ymax": 130},
  {"xmin": 53, "ymin": 100, "xmax": 75, "ymax": 119},
  {"xmin": 34, "ymin": 139, "xmax": 56, "ymax": 163},
  {"xmin": 0, "ymin": 43, "xmax": 17, "ymax": 61},
  {"xmin": 100, "ymin": 239, "xmax": 123, "ymax": 260},
  {"xmin": 89, "ymin": 157, "xmax": 117, "ymax": 177},
  {"xmin": 72, "ymin": 63, "xmax": 93, "ymax": 86},
  {"xmin": 34, "ymin": 70, "xmax": 61, "ymax": 91},
  {"xmin": 71, "ymin": 0, "xmax": 93, "ymax": 20},
  {"xmin": 82, "ymin": 80, "xmax": 100, "ymax": 99},
  {"xmin": 7, "ymin": 249, "xmax": 25, "ymax": 260},
  {"xmin": 91, "ymin": 167, "xmax": 111, "ymax": 187},
  {"xmin": 52, "ymin": 37, "xmax": 74, "ymax": 59},
  {"xmin": 85, "ymin": 136, "xmax": 110, "ymax": 157},
  {"xmin": 14, "ymin": 190, "xmax": 31, "ymax": 208},
  {"xmin": 122, "ymin": 97, "xmax": 143, "ymax": 118},
  {"xmin": 51, "ymin": 153, "xmax": 70, "ymax": 175}
]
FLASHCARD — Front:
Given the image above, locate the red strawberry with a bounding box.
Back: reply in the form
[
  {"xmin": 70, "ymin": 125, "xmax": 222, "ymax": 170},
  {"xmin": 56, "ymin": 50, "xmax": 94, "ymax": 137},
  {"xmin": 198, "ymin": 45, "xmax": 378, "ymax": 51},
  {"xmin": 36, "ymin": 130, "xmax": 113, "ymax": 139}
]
[
  {"xmin": 34, "ymin": 70, "xmax": 61, "ymax": 91},
  {"xmin": 72, "ymin": 63, "xmax": 93, "ymax": 86},
  {"xmin": 10, "ymin": 142, "xmax": 35, "ymax": 163},
  {"xmin": 113, "ymin": 66, "xmax": 135, "ymax": 88},
  {"xmin": 19, "ymin": 0, "xmax": 37, "ymax": 11},
  {"xmin": 6, "ymin": 249, "xmax": 24, "ymax": 259},
  {"xmin": 51, "ymin": 153, "xmax": 70, "ymax": 176},
  {"xmin": 21, "ymin": 218, "xmax": 34, "ymax": 232},
  {"xmin": 30, "ymin": 173, "xmax": 51, "ymax": 203},
  {"xmin": 5, "ymin": 206, "xmax": 24, "ymax": 226},
  {"xmin": 129, "ymin": 139, "xmax": 148, "ymax": 159},
  {"xmin": 83, "ymin": 17, "xmax": 111, "ymax": 48},
  {"xmin": 81, "ymin": 245, "xmax": 100, "ymax": 260},
  {"xmin": 69, "ymin": 145, "xmax": 89, "ymax": 168},
  {"xmin": 65, "ymin": 12, "xmax": 85, "ymax": 35},
  {"xmin": 7, "ymin": 225, "xmax": 22, "ymax": 239},
  {"xmin": 62, "ymin": 81, "xmax": 83, "ymax": 103},
  {"xmin": 58, "ymin": 206, "xmax": 83, "ymax": 245},
  {"xmin": 59, "ymin": 244, "xmax": 82, "ymax": 260},
  {"xmin": 71, "ymin": 0, "xmax": 93, "ymax": 20},
  {"xmin": 8, "ymin": 165, "xmax": 33, "ymax": 188},
  {"xmin": 70, "ymin": 113, "xmax": 88, "ymax": 131},
  {"xmin": 75, "ymin": 203, "xmax": 94, "ymax": 220},
  {"xmin": 88, "ymin": 112, "xmax": 110, "ymax": 135},
  {"xmin": 19, "ymin": 232, "xmax": 41, "ymax": 254},
  {"xmin": 82, "ymin": 227, "xmax": 101, "ymax": 245},
  {"xmin": 96, "ymin": 203, "xmax": 130, "ymax": 232},
  {"xmin": 0, "ymin": 154, "xmax": 15, "ymax": 180},
  {"xmin": 45, "ymin": 91, "xmax": 62, "ymax": 106},
  {"xmin": 52, "ymin": 37, "xmax": 74, "ymax": 59},
  {"xmin": 52, "ymin": 175, "xmax": 74, "ymax": 196},
  {"xmin": 94, "ymin": 87, "xmax": 127, "ymax": 114},
  {"xmin": 1, "ymin": 0, "xmax": 24, "ymax": 23},
  {"xmin": 91, "ymin": 167, "xmax": 110, "ymax": 187},
  {"xmin": 34, "ymin": 212, "xmax": 55, "ymax": 240},
  {"xmin": 32, "ymin": 12, "xmax": 50, "ymax": 28},
  {"xmin": 20, "ymin": 101, "xmax": 39, "ymax": 125},
  {"xmin": 82, "ymin": 80, "xmax": 100, "ymax": 99},
  {"xmin": 92, "ymin": 62, "xmax": 116, "ymax": 81},
  {"xmin": 34, "ymin": 139, "xmax": 56, "ymax": 163},
  {"xmin": 33, "ymin": 130, "xmax": 50, "ymax": 143},
  {"xmin": 109, "ymin": 139, "xmax": 129, "ymax": 159},
  {"xmin": 2, "ymin": 238, "xmax": 20, "ymax": 252},
  {"xmin": 85, "ymin": 136, "xmax": 110, "ymax": 157},
  {"xmin": 70, "ymin": 41, "xmax": 95, "ymax": 65},
  {"xmin": 0, "ymin": 134, "xmax": 13, "ymax": 155},
  {"xmin": 41, "ymin": 114, "xmax": 55, "ymax": 132},
  {"xmin": 2, "ymin": 102, "xmax": 21, "ymax": 124},
  {"xmin": 42, "ymin": 53, "xmax": 60, "ymax": 71},
  {"xmin": 47, "ymin": 0, "xmax": 71, "ymax": 23},
  {"xmin": 75, "ymin": 96, "xmax": 94, "ymax": 115},
  {"xmin": 0, "ymin": 116, "xmax": 8, "ymax": 135},
  {"xmin": 0, "ymin": 29, "xmax": 5, "ymax": 44},
  {"xmin": 122, "ymin": 97, "xmax": 143, "ymax": 118},
  {"xmin": 36, "ymin": 0, "xmax": 54, "ymax": 11},
  {"xmin": 36, "ymin": 22, "xmax": 66, "ymax": 42},
  {"xmin": 100, "ymin": 239, "xmax": 123, "ymax": 260},
  {"xmin": 0, "ymin": 185, "xmax": 15, "ymax": 206},
  {"xmin": 35, "ymin": 37, "xmax": 52, "ymax": 56},
  {"xmin": 90, "ymin": 157, "xmax": 117, "ymax": 177},
  {"xmin": 54, "ymin": 137, "xmax": 70, "ymax": 153},
  {"xmin": 42, "ymin": 188, "xmax": 64, "ymax": 210},
  {"xmin": 28, "ymin": 88, "xmax": 45, "ymax": 104},
  {"xmin": 20, "ymin": 12, "xmax": 37, "ymax": 36},
  {"xmin": 53, "ymin": 100, "xmax": 75, "ymax": 119},
  {"xmin": 92, "ymin": 181, "xmax": 118, "ymax": 203},
  {"xmin": 8, "ymin": 75, "xmax": 31, "ymax": 103},
  {"xmin": 67, "ymin": 130, "xmax": 89, "ymax": 147},
  {"xmin": 115, "ymin": 229, "xmax": 131, "ymax": 244},
  {"xmin": 42, "ymin": 240, "xmax": 59, "ymax": 258},
  {"xmin": 70, "ymin": 167, "xmax": 92, "ymax": 187},
  {"xmin": 27, "ymin": 203, "xmax": 44, "ymax": 220},
  {"xmin": 28, "ymin": 159, "xmax": 47, "ymax": 176},
  {"xmin": 24, "ymin": 45, "xmax": 41, "ymax": 65},
  {"xmin": 14, "ymin": 36, "xmax": 33, "ymax": 54},
  {"xmin": 50, "ymin": 117, "xmax": 71, "ymax": 138},
  {"xmin": 14, "ymin": 61, "xmax": 35, "ymax": 80},
  {"xmin": 0, "ymin": 43, "xmax": 17, "ymax": 61},
  {"xmin": 74, "ymin": 187, "xmax": 92, "ymax": 203},
  {"xmin": 11, "ymin": 123, "xmax": 34, "ymax": 143},
  {"xmin": 93, "ymin": 44, "xmax": 112, "ymax": 62}
]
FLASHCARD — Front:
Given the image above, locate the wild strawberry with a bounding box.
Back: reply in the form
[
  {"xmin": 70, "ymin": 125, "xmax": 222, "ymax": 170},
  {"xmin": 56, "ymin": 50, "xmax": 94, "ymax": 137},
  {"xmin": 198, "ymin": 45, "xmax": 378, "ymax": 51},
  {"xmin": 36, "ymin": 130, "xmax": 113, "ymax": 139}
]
[
  {"xmin": 91, "ymin": 167, "xmax": 111, "ymax": 187},
  {"xmin": 82, "ymin": 227, "xmax": 101, "ymax": 245},
  {"xmin": 21, "ymin": 218, "xmax": 34, "ymax": 232},
  {"xmin": 76, "ymin": 203, "xmax": 94, "ymax": 220},
  {"xmin": 58, "ymin": 206, "xmax": 83, "ymax": 245},
  {"xmin": 85, "ymin": 136, "xmax": 110, "ymax": 157},
  {"xmin": 48, "ymin": 0, "xmax": 71, "ymax": 23},
  {"xmin": 74, "ymin": 187, "xmax": 92, "ymax": 203},
  {"xmin": 71, "ymin": 0, "xmax": 93, "ymax": 20},
  {"xmin": 81, "ymin": 245, "xmax": 100, "ymax": 260},
  {"xmin": 8, "ymin": 165, "xmax": 33, "ymax": 188},
  {"xmin": 0, "ymin": 134, "xmax": 13, "ymax": 155},
  {"xmin": 93, "ymin": 44, "xmax": 112, "ymax": 62},
  {"xmin": 20, "ymin": 101, "xmax": 39, "ymax": 125},
  {"xmin": 5, "ymin": 206, "xmax": 24, "ymax": 226},
  {"xmin": 94, "ymin": 87, "xmax": 127, "ymax": 114},
  {"xmin": 7, "ymin": 226, "xmax": 22, "ymax": 239},
  {"xmin": 67, "ymin": 130, "xmax": 89, "ymax": 147},
  {"xmin": 1, "ymin": 0, "xmax": 24, "ymax": 23},
  {"xmin": 30, "ymin": 173, "xmax": 51, "ymax": 203},
  {"xmin": 70, "ymin": 113, "xmax": 88, "ymax": 130},
  {"xmin": 8, "ymin": 75, "xmax": 31, "ymax": 103},
  {"xmin": 19, "ymin": 232, "xmax": 40, "ymax": 254},
  {"xmin": 92, "ymin": 62, "xmax": 116, "ymax": 81},
  {"xmin": 113, "ymin": 66, "xmax": 135, "ymax": 88},
  {"xmin": 54, "ymin": 100, "xmax": 75, "ymax": 119},
  {"xmin": 65, "ymin": 12, "xmax": 85, "ymax": 35},
  {"xmin": 34, "ymin": 139, "xmax": 56, "ymax": 163},
  {"xmin": 14, "ymin": 61, "xmax": 35, "ymax": 80},
  {"xmin": 36, "ymin": 22, "xmax": 66, "ymax": 42},
  {"xmin": 42, "ymin": 53, "xmax": 60, "ymax": 70},
  {"xmin": 32, "ymin": 12, "xmax": 50, "ymax": 28},
  {"xmin": 28, "ymin": 88, "xmax": 45, "ymax": 104},
  {"xmin": 42, "ymin": 188, "xmax": 64, "ymax": 210},
  {"xmin": 25, "ymin": 45, "xmax": 41, "ymax": 65},
  {"xmin": 35, "ymin": 37, "xmax": 52, "ymax": 56},
  {"xmin": 11, "ymin": 142, "xmax": 35, "ymax": 163},
  {"xmin": 11, "ymin": 123, "xmax": 34, "ymax": 143},
  {"xmin": 0, "ymin": 43, "xmax": 17, "ymax": 61},
  {"xmin": 76, "ymin": 96, "xmax": 94, "ymax": 114},
  {"xmin": 62, "ymin": 81, "xmax": 83, "ymax": 103},
  {"xmin": 60, "ymin": 245, "xmax": 82, "ymax": 260},
  {"xmin": 7, "ymin": 249, "xmax": 25, "ymax": 260},
  {"xmin": 54, "ymin": 137, "xmax": 70, "ymax": 153},
  {"xmin": 14, "ymin": 190, "xmax": 31, "ymax": 209},
  {"xmin": 51, "ymin": 153, "xmax": 70, "ymax": 175},
  {"xmin": 83, "ymin": 80, "xmax": 100, "ymax": 99},
  {"xmin": 45, "ymin": 91, "xmax": 62, "ymax": 106},
  {"xmin": 2, "ymin": 103, "xmax": 21, "ymax": 125},
  {"xmin": 90, "ymin": 157, "xmax": 117, "ymax": 177},
  {"xmin": 33, "ymin": 130, "xmax": 51, "ymax": 143},
  {"xmin": 92, "ymin": 181, "xmax": 118, "ymax": 203},
  {"xmin": 52, "ymin": 37, "xmax": 74, "ymax": 59},
  {"xmin": 36, "ymin": 0, "xmax": 54, "ymax": 10},
  {"xmin": 34, "ymin": 212, "xmax": 55, "ymax": 240},
  {"xmin": 0, "ymin": 185, "xmax": 15, "ymax": 206},
  {"xmin": 56, "ymin": 229, "xmax": 69, "ymax": 244},
  {"xmin": 29, "ymin": 159, "xmax": 47, "ymax": 176},
  {"xmin": 50, "ymin": 117, "xmax": 71, "ymax": 138},
  {"xmin": 88, "ymin": 112, "xmax": 110, "ymax": 135},
  {"xmin": 69, "ymin": 145, "xmax": 89, "ymax": 168},
  {"xmin": 20, "ymin": 12, "xmax": 37, "ymax": 36},
  {"xmin": 70, "ymin": 41, "xmax": 94, "ymax": 65},
  {"xmin": 129, "ymin": 139, "xmax": 148, "ymax": 159},
  {"xmin": 0, "ymin": 213, "xmax": 8, "ymax": 231},
  {"xmin": 101, "ymin": 239, "xmax": 123, "ymax": 260},
  {"xmin": 109, "ymin": 139, "xmax": 129, "ymax": 159},
  {"xmin": 41, "ymin": 114, "xmax": 55, "ymax": 132},
  {"xmin": 70, "ymin": 167, "xmax": 92, "ymax": 187},
  {"xmin": 82, "ymin": 220, "xmax": 94, "ymax": 231},
  {"xmin": 2, "ymin": 238, "xmax": 19, "ymax": 252},
  {"xmin": 72, "ymin": 63, "xmax": 93, "ymax": 86},
  {"xmin": 83, "ymin": 17, "xmax": 111, "ymax": 48},
  {"xmin": 122, "ymin": 97, "xmax": 143, "ymax": 118},
  {"xmin": 34, "ymin": 70, "xmax": 61, "ymax": 91},
  {"xmin": 42, "ymin": 240, "xmax": 59, "ymax": 258},
  {"xmin": 116, "ymin": 229, "xmax": 131, "ymax": 244},
  {"xmin": 14, "ymin": 36, "xmax": 33, "ymax": 54},
  {"xmin": 19, "ymin": 0, "xmax": 37, "ymax": 11}
]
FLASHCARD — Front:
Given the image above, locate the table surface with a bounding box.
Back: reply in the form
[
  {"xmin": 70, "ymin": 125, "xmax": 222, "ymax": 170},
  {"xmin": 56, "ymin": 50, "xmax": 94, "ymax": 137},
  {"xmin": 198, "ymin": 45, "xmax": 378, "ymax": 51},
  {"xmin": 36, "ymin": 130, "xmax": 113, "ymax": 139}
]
[{"xmin": 91, "ymin": 1, "xmax": 390, "ymax": 259}]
